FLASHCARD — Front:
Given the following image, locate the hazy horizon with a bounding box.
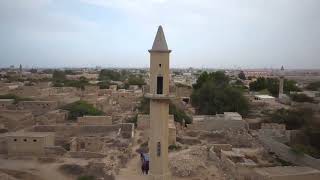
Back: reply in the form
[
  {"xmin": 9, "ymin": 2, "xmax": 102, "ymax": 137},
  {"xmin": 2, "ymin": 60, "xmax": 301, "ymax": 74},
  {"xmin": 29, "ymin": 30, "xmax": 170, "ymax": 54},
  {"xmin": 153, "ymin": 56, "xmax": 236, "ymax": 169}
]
[{"xmin": 1, "ymin": 0, "xmax": 320, "ymax": 69}]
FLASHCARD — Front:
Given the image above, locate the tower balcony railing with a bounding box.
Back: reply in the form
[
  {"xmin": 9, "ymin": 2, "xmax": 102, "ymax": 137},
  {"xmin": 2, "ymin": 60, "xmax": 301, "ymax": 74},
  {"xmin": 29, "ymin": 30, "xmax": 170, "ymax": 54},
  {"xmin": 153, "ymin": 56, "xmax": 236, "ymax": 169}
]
[{"xmin": 144, "ymin": 93, "xmax": 175, "ymax": 100}]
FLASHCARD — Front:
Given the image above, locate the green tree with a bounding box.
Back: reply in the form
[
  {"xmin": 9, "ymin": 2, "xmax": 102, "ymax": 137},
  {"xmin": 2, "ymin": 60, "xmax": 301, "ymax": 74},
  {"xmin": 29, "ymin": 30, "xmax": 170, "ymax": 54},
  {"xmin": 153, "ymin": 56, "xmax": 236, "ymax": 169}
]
[
  {"xmin": 138, "ymin": 97, "xmax": 192, "ymax": 125},
  {"xmin": 98, "ymin": 69, "xmax": 121, "ymax": 81},
  {"xmin": 191, "ymin": 81, "xmax": 249, "ymax": 116},
  {"xmin": 266, "ymin": 108, "xmax": 314, "ymax": 130},
  {"xmin": 238, "ymin": 71, "xmax": 246, "ymax": 80},
  {"xmin": 97, "ymin": 80, "xmax": 111, "ymax": 89},
  {"xmin": 62, "ymin": 100, "xmax": 105, "ymax": 120},
  {"xmin": 52, "ymin": 70, "xmax": 66, "ymax": 81},
  {"xmin": 193, "ymin": 71, "xmax": 229, "ymax": 90},
  {"xmin": 191, "ymin": 71, "xmax": 249, "ymax": 116},
  {"xmin": 249, "ymin": 77, "xmax": 300, "ymax": 97},
  {"xmin": 125, "ymin": 75, "xmax": 146, "ymax": 88}
]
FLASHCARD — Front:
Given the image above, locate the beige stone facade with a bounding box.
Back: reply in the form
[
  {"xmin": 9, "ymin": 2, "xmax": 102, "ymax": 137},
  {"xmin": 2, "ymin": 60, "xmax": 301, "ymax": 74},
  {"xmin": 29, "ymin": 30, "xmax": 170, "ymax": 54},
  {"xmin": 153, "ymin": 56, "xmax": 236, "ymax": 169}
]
[
  {"xmin": 0, "ymin": 110, "xmax": 34, "ymax": 131},
  {"xmin": 191, "ymin": 113, "xmax": 247, "ymax": 131},
  {"xmin": 146, "ymin": 26, "xmax": 172, "ymax": 180},
  {"xmin": 77, "ymin": 116, "xmax": 112, "ymax": 126},
  {"xmin": 6, "ymin": 132, "xmax": 54, "ymax": 156},
  {"xmin": 137, "ymin": 114, "xmax": 176, "ymax": 145},
  {"xmin": 17, "ymin": 100, "xmax": 58, "ymax": 115},
  {"xmin": 168, "ymin": 116, "xmax": 176, "ymax": 145},
  {"xmin": 0, "ymin": 99, "xmax": 14, "ymax": 109}
]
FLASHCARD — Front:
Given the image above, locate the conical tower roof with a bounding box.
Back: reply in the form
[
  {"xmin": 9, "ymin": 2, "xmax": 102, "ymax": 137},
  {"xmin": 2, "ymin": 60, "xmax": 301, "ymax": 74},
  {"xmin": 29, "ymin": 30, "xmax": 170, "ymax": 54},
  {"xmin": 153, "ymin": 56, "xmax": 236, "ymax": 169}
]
[{"xmin": 149, "ymin": 26, "xmax": 171, "ymax": 53}]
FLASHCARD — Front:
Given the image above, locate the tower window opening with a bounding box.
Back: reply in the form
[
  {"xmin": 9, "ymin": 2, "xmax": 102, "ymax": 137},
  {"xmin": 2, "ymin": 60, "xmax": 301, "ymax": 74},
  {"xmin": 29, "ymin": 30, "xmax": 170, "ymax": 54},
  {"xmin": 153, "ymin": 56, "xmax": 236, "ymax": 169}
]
[
  {"xmin": 157, "ymin": 76, "xmax": 163, "ymax": 94},
  {"xmin": 157, "ymin": 142, "xmax": 161, "ymax": 157},
  {"xmin": 159, "ymin": 64, "xmax": 161, "ymax": 67}
]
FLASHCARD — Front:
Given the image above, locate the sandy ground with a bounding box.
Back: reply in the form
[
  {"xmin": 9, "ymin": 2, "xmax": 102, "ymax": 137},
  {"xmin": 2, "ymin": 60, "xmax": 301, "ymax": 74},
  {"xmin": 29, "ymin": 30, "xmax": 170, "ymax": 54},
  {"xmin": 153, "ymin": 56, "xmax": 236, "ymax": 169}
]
[{"xmin": 0, "ymin": 157, "xmax": 71, "ymax": 180}]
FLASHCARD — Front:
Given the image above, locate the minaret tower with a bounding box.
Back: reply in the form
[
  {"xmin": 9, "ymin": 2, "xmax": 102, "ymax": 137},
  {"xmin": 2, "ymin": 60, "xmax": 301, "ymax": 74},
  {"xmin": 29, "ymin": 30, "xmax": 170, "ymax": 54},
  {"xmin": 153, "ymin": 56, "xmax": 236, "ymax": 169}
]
[
  {"xmin": 279, "ymin": 65, "xmax": 284, "ymax": 97},
  {"xmin": 145, "ymin": 26, "xmax": 172, "ymax": 180},
  {"xmin": 19, "ymin": 64, "xmax": 22, "ymax": 78}
]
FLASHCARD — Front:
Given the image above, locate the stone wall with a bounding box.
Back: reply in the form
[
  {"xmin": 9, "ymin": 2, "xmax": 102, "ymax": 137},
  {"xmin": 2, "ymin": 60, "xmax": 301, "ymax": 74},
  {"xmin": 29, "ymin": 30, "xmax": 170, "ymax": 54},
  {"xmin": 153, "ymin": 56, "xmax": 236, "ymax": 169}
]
[
  {"xmin": 78, "ymin": 116, "xmax": 112, "ymax": 126},
  {"xmin": 44, "ymin": 146, "xmax": 66, "ymax": 156},
  {"xmin": 258, "ymin": 133, "xmax": 320, "ymax": 170},
  {"xmin": 192, "ymin": 115, "xmax": 247, "ymax": 131},
  {"xmin": 32, "ymin": 123, "xmax": 134, "ymax": 138},
  {"xmin": 0, "ymin": 110, "xmax": 35, "ymax": 131},
  {"xmin": 6, "ymin": 133, "xmax": 55, "ymax": 156},
  {"xmin": 68, "ymin": 151, "xmax": 107, "ymax": 158},
  {"xmin": 17, "ymin": 101, "xmax": 58, "ymax": 116},
  {"xmin": 137, "ymin": 114, "xmax": 150, "ymax": 130}
]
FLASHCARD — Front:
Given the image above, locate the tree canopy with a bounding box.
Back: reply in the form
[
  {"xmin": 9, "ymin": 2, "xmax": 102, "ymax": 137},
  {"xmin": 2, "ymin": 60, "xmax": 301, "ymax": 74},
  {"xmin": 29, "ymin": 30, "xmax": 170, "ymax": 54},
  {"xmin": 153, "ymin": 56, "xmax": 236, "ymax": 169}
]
[
  {"xmin": 62, "ymin": 100, "xmax": 104, "ymax": 120},
  {"xmin": 238, "ymin": 71, "xmax": 246, "ymax": 80},
  {"xmin": 265, "ymin": 108, "xmax": 314, "ymax": 130},
  {"xmin": 191, "ymin": 71, "xmax": 249, "ymax": 116},
  {"xmin": 52, "ymin": 70, "xmax": 89, "ymax": 90},
  {"xmin": 138, "ymin": 97, "xmax": 192, "ymax": 125},
  {"xmin": 249, "ymin": 77, "xmax": 300, "ymax": 97},
  {"xmin": 98, "ymin": 69, "xmax": 122, "ymax": 81},
  {"xmin": 126, "ymin": 75, "xmax": 146, "ymax": 87}
]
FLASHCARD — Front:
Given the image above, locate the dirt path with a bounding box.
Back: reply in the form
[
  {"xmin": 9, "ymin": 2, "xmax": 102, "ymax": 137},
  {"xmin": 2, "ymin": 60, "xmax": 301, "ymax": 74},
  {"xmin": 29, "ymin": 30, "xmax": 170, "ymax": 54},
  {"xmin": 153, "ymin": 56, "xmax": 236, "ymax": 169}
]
[{"xmin": 116, "ymin": 130, "xmax": 148, "ymax": 180}]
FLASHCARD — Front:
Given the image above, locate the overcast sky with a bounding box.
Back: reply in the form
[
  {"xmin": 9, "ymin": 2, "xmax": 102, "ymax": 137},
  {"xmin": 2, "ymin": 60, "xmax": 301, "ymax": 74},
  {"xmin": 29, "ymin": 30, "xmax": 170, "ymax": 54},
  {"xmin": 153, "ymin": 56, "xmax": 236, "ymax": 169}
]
[{"xmin": 0, "ymin": 0, "xmax": 319, "ymax": 69}]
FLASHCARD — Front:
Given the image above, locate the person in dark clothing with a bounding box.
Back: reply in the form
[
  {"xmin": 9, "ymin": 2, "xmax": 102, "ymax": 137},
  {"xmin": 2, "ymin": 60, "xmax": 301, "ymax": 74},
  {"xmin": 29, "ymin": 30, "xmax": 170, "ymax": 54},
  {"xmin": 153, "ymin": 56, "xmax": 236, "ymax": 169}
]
[
  {"xmin": 141, "ymin": 162, "xmax": 146, "ymax": 175},
  {"xmin": 145, "ymin": 161, "xmax": 149, "ymax": 175}
]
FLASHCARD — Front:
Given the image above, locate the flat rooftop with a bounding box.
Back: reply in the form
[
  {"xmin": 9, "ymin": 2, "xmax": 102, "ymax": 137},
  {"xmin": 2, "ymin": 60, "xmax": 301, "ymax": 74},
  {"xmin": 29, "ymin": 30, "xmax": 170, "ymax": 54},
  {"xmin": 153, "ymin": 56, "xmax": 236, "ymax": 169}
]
[
  {"xmin": 254, "ymin": 94, "xmax": 275, "ymax": 99},
  {"xmin": 254, "ymin": 166, "xmax": 320, "ymax": 177},
  {"xmin": 5, "ymin": 132, "xmax": 54, "ymax": 138},
  {"xmin": 0, "ymin": 99, "xmax": 14, "ymax": 102}
]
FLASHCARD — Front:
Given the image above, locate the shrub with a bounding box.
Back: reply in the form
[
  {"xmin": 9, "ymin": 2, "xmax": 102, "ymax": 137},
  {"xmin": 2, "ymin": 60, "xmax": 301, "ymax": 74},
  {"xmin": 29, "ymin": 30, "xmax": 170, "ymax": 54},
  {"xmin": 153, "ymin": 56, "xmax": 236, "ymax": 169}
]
[
  {"xmin": 138, "ymin": 97, "xmax": 192, "ymax": 125},
  {"xmin": 266, "ymin": 108, "xmax": 314, "ymax": 130},
  {"xmin": 290, "ymin": 93, "xmax": 314, "ymax": 103},
  {"xmin": 169, "ymin": 144, "xmax": 182, "ymax": 151},
  {"xmin": 62, "ymin": 100, "xmax": 105, "ymax": 120}
]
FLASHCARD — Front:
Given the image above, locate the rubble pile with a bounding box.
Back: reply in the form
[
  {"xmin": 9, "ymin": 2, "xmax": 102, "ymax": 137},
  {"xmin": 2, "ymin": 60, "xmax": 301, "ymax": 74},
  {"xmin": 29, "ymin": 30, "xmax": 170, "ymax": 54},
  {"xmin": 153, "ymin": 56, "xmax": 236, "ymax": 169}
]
[{"xmin": 169, "ymin": 146, "xmax": 207, "ymax": 177}]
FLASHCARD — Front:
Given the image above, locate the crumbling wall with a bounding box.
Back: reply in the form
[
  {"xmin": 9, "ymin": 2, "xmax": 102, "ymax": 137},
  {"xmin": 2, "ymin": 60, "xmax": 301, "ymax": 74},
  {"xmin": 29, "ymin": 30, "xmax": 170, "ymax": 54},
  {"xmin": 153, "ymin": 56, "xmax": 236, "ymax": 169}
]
[
  {"xmin": 32, "ymin": 123, "xmax": 134, "ymax": 138},
  {"xmin": 137, "ymin": 114, "xmax": 150, "ymax": 130},
  {"xmin": 192, "ymin": 115, "xmax": 247, "ymax": 131},
  {"xmin": 17, "ymin": 101, "xmax": 58, "ymax": 116},
  {"xmin": 44, "ymin": 146, "xmax": 66, "ymax": 156},
  {"xmin": 78, "ymin": 116, "xmax": 112, "ymax": 126},
  {"xmin": 69, "ymin": 151, "xmax": 107, "ymax": 158},
  {"xmin": 258, "ymin": 134, "xmax": 320, "ymax": 170}
]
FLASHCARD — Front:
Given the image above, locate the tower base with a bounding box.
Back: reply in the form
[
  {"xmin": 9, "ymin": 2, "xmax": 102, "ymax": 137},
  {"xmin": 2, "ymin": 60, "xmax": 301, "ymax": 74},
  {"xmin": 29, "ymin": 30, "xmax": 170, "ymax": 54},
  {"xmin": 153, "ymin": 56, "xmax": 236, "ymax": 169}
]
[{"xmin": 148, "ymin": 172, "xmax": 171, "ymax": 180}]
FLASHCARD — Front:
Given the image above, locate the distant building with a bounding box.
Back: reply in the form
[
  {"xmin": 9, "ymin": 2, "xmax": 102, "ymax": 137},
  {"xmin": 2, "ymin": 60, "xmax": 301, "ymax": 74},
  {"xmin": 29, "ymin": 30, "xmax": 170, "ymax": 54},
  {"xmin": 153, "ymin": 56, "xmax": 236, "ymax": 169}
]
[
  {"xmin": 254, "ymin": 95, "xmax": 275, "ymax": 103},
  {"xmin": 5, "ymin": 132, "xmax": 54, "ymax": 156}
]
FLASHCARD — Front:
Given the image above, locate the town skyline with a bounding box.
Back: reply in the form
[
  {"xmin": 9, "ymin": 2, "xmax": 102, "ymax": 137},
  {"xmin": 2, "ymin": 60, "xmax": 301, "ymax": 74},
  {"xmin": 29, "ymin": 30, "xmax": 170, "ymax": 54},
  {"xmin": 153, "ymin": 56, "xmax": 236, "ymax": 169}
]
[{"xmin": 1, "ymin": 0, "xmax": 320, "ymax": 69}]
